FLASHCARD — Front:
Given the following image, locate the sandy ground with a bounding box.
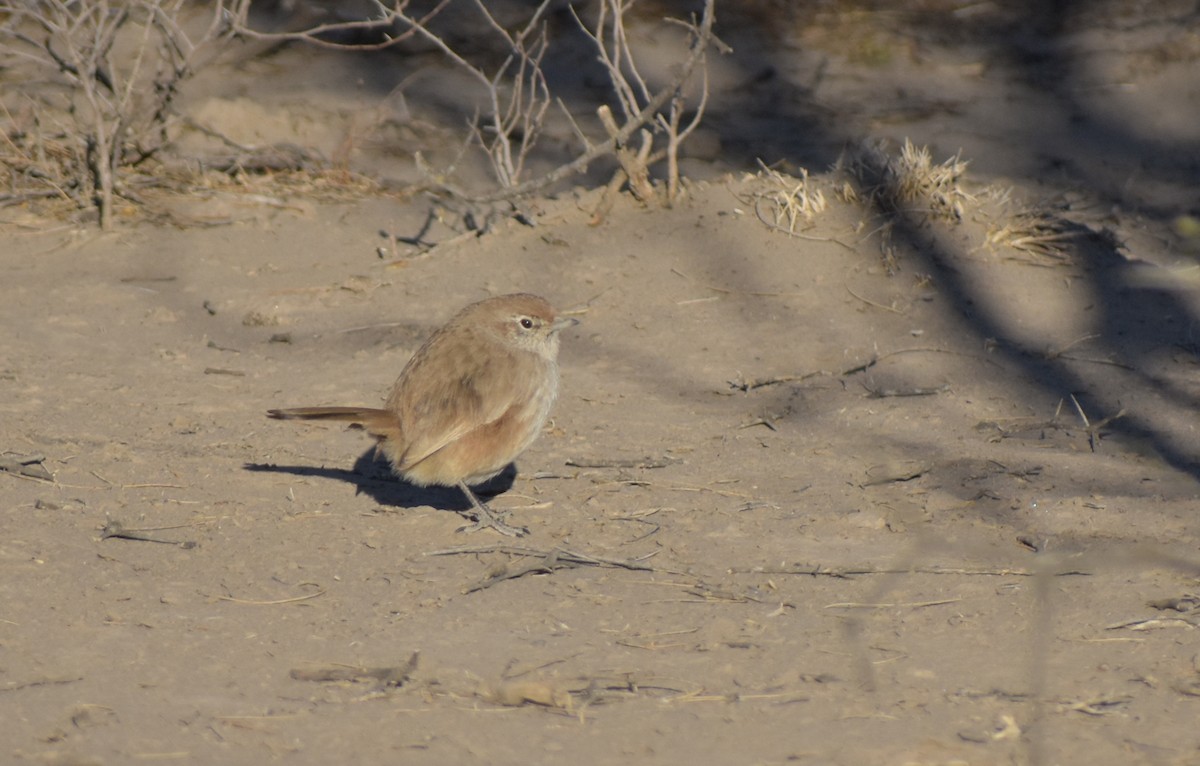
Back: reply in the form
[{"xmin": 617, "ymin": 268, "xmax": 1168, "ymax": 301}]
[{"xmin": 4, "ymin": 2, "xmax": 1200, "ymax": 765}]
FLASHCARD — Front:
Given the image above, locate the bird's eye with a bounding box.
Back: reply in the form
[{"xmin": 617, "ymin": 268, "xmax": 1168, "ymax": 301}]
[{"xmin": 519, "ymin": 317, "xmax": 534, "ymax": 329}]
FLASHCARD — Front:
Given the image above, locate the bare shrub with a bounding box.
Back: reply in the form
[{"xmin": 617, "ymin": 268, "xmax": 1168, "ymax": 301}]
[
  {"xmin": 1, "ymin": 0, "xmax": 718, "ymax": 227},
  {"xmin": 0, "ymin": 1, "xmax": 246, "ymax": 227},
  {"xmin": 230, "ymin": 0, "xmax": 719, "ymax": 211}
]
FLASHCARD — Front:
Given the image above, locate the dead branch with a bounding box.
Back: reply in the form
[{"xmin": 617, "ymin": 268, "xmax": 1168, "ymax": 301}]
[
  {"xmin": 226, "ymin": 1, "xmax": 451, "ymax": 52},
  {"xmin": 547, "ymin": 0, "xmax": 716, "ymax": 207}
]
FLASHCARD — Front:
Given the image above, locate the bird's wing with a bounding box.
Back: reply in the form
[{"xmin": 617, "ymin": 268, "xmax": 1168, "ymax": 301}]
[{"xmin": 388, "ymin": 347, "xmax": 534, "ymax": 472}]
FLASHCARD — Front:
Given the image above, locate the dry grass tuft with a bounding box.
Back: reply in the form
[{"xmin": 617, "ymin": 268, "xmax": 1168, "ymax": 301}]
[
  {"xmin": 986, "ymin": 209, "xmax": 1085, "ymax": 264},
  {"xmin": 744, "ymin": 161, "xmax": 828, "ymax": 236},
  {"xmin": 843, "ymin": 138, "xmax": 974, "ymax": 221}
]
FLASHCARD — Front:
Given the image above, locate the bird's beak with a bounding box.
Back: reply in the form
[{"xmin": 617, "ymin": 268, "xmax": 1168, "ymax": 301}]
[{"xmin": 552, "ymin": 316, "xmax": 581, "ymax": 333}]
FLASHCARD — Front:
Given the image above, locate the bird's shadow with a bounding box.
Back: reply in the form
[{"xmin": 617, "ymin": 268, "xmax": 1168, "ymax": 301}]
[{"xmin": 244, "ymin": 449, "xmax": 517, "ymax": 514}]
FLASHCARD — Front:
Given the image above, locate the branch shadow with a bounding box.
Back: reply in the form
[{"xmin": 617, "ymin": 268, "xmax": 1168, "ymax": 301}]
[{"xmin": 851, "ymin": 148, "xmax": 1200, "ymax": 481}]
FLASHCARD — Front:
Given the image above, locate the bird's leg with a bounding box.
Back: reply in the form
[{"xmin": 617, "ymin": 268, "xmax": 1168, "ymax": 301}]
[{"xmin": 455, "ymin": 481, "xmax": 530, "ymax": 537}]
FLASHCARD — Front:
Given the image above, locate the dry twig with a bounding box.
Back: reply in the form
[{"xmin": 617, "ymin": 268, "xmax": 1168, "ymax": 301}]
[
  {"xmin": 732, "ymin": 564, "xmax": 1092, "ymax": 578},
  {"xmin": 428, "ymin": 544, "xmax": 660, "ymax": 592},
  {"xmin": 290, "ymin": 652, "xmax": 418, "ymax": 688}
]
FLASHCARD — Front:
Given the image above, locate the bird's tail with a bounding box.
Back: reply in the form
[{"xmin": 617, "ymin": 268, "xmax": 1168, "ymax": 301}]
[{"xmin": 267, "ymin": 407, "xmax": 403, "ymax": 445}]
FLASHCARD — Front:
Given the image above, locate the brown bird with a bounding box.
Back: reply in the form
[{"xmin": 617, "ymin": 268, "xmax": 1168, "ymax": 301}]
[{"xmin": 268, "ymin": 293, "xmax": 577, "ymax": 537}]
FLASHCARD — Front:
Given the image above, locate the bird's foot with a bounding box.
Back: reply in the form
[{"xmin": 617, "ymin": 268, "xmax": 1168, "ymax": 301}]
[{"xmin": 457, "ymin": 507, "xmax": 529, "ymax": 537}]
